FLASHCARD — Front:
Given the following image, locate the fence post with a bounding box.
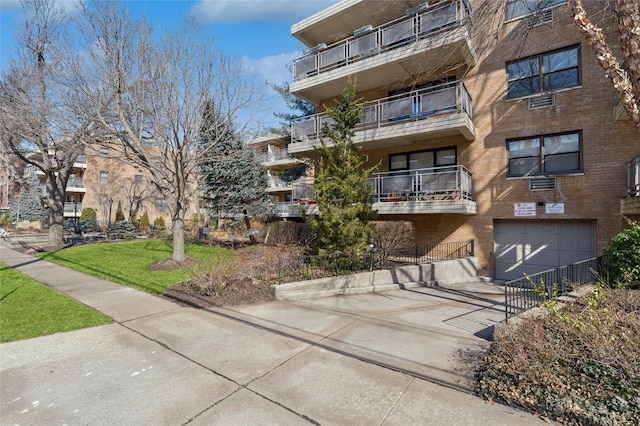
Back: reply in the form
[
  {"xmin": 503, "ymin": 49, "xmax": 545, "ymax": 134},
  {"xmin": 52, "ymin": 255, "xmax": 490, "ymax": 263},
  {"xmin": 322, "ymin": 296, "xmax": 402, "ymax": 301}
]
[
  {"xmin": 278, "ymin": 258, "xmax": 282, "ymax": 284},
  {"xmin": 470, "ymin": 239, "xmax": 475, "ymax": 256}
]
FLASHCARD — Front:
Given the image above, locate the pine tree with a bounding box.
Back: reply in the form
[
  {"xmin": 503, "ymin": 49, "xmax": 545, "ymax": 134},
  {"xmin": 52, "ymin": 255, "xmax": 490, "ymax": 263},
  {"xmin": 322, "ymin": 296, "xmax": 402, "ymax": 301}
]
[
  {"xmin": 9, "ymin": 173, "xmax": 47, "ymax": 223},
  {"xmin": 115, "ymin": 201, "xmax": 125, "ymax": 222},
  {"xmin": 199, "ymin": 101, "xmax": 272, "ymax": 242},
  {"xmin": 306, "ymin": 80, "xmax": 379, "ymax": 255}
]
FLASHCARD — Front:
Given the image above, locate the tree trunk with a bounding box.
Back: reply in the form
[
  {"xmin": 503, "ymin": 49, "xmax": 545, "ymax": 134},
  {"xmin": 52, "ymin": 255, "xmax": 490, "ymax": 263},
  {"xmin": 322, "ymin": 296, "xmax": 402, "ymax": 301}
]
[
  {"xmin": 48, "ymin": 210, "xmax": 64, "ymax": 246},
  {"xmin": 172, "ymin": 214, "xmax": 185, "ymax": 263},
  {"xmin": 243, "ymin": 209, "xmax": 256, "ymax": 245}
]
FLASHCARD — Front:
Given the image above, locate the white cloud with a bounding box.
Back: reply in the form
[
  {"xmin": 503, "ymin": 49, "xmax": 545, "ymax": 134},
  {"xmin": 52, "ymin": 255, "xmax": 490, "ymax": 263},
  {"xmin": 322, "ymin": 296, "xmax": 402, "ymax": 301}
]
[
  {"xmin": 190, "ymin": 0, "xmax": 339, "ymax": 24},
  {"xmin": 242, "ymin": 51, "xmax": 298, "ymax": 86}
]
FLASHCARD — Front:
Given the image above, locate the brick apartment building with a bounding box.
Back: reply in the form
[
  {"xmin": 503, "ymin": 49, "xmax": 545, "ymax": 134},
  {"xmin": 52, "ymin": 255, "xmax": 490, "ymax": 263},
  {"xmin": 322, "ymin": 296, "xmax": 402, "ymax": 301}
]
[{"xmin": 276, "ymin": 0, "xmax": 638, "ymax": 280}]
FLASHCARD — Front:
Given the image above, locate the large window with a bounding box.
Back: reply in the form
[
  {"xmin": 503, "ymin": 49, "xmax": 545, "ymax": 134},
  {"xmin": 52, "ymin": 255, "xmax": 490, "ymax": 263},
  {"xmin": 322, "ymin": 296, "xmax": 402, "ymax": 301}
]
[
  {"xmin": 507, "ymin": 131, "xmax": 582, "ymax": 177},
  {"xmin": 507, "ymin": 45, "xmax": 580, "ymax": 99},
  {"xmin": 506, "ymin": 0, "xmax": 565, "ymax": 21},
  {"xmin": 390, "ymin": 147, "xmax": 456, "ymax": 172}
]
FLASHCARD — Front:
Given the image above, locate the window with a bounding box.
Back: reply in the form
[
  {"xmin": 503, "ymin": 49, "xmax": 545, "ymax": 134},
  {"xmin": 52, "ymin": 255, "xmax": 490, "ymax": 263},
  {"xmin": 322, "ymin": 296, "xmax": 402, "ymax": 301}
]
[
  {"xmin": 390, "ymin": 147, "xmax": 456, "ymax": 172},
  {"xmin": 507, "ymin": 46, "xmax": 580, "ymax": 99},
  {"xmin": 507, "ymin": 131, "xmax": 582, "ymax": 177},
  {"xmin": 99, "ymin": 147, "xmax": 109, "ymax": 157},
  {"xmin": 100, "ymin": 171, "xmax": 109, "ymax": 184},
  {"xmin": 506, "ymin": 0, "xmax": 565, "ymax": 21}
]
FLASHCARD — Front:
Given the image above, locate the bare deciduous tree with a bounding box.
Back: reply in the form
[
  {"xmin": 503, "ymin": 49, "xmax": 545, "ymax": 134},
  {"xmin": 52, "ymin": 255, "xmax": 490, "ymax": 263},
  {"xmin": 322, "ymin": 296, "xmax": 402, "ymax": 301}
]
[
  {"xmin": 73, "ymin": 1, "xmax": 258, "ymax": 262},
  {"xmin": 568, "ymin": 0, "xmax": 640, "ymax": 134},
  {"xmin": 0, "ymin": 0, "xmax": 91, "ymax": 245}
]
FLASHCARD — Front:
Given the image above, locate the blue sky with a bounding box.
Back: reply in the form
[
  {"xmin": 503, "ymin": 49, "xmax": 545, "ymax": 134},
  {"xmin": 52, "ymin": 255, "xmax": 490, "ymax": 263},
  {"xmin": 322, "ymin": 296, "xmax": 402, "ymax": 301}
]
[{"xmin": 0, "ymin": 0, "xmax": 340, "ymax": 132}]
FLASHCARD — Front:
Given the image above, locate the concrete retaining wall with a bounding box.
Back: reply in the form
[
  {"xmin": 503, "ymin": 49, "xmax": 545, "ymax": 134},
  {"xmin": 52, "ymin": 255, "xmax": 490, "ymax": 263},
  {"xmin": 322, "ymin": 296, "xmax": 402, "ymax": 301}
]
[{"xmin": 271, "ymin": 257, "xmax": 482, "ymax": 301}]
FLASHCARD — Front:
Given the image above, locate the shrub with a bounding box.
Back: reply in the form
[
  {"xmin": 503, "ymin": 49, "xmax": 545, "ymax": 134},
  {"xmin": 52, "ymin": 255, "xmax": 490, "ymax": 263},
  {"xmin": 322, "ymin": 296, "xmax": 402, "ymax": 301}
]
[
  {"xmin": 139, "ymin": 212, "xmax": 150, "ymax": 231},
  {"xmin": 80, "ymin": 207, "xmax": 97, "ymax": 220},
  {"xmin": 478, "ymin": 287, "xmax": 640, "ymax": 425},
  {"xmin": 263, "ymin": 221, "xmax": 309, "ymax": 246},
  {"xmin": 109, "ymin": 220, "xmax": 137, "ymax": 239},
  {"xmin": 153, "ymin": 216, "xmax": 165, "ymax": 229},
  {"xmin": 370, "ymin": 220, "xmax": 415, "ymax": 253},
  {"xmin": 603, "ymin": 219, "xmax": 640, "ymax": 289},
  {"xmin": 115, "ymin": 201, "xmax": 125, "ymax": 222}
]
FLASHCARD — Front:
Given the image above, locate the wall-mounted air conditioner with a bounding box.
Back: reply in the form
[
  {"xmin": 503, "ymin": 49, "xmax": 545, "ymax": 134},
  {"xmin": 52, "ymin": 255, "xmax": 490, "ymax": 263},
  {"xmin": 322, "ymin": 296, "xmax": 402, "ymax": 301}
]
[
  {"xmin": 353, "ymin": 25, "xmax": 373, "ymax": 37},
  {"xmin": 309, "ymin": 43, "xmax": 326, "ymax": 53},
  {"xmin": 406, "ymin": 2, "xmax": 429, "ymax": 15}
]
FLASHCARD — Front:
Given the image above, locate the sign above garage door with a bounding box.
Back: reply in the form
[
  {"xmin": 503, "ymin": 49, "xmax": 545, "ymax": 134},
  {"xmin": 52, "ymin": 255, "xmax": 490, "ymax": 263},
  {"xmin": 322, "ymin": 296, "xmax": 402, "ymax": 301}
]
[{"xmin": 494, "ymin": 220, "xmax": 595, "ymax": 282}]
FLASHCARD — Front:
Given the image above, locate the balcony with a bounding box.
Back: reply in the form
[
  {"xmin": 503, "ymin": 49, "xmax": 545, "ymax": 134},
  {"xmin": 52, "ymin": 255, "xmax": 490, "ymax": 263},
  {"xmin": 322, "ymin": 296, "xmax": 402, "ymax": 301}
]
[
  {"xmin": 272, "ymin": 202, "xmax": 303, "ymax": 218},
  {"xmin": 290, "ymin": 81, "xmax": 474, "ymax": 154},
  {"xmin": 290, "ymin": 0, "xmax": 475, "ymax": 104},
  {"xmin": 67, "ymin": 178, "xmax": 86, "ymax": 192},
  {"xmin": 621, "ymin": 156, "xmax": 640, "ymax": 215},
  {"xmin": 74, "ymin": 156, "xmax": 87, "ymax": 168},
  {"xmin": 63, "ymin": 202, "xmax": 82, "ymax": 217},
  {"xmin": 289, "ymin": 165, "xmax": 476, "ymax": 216},
  {"xmin": 256, "ymin": 149, "xmax": 304, "ymax": 169}
]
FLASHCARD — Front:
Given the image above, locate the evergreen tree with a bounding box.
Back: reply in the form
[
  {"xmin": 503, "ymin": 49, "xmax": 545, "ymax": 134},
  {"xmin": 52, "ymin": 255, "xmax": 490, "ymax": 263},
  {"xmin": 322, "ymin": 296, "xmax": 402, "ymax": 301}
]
[
  {"xmin": 115, "ymin": 201, "xmax": 125, "ymax": 222},
  {"xmin": 306, "ymin": 80, "xmax": 379, "ymax": 255},
  {"xmin": 199, "ymin": 101, "xmax": 272, "ymax": 242},
  {"xmin": 9, "ymin": 173, "xmax": 47, "ymax": 223}
]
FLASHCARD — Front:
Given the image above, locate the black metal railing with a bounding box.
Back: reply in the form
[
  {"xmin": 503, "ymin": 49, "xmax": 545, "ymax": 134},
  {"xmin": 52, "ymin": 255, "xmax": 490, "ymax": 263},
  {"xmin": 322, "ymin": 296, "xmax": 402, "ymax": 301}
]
[
  {"xmin": 504, "ymin": 256, "xmax": 605, "ymax": 322},
  {"xmin": 276, "ymin": 240, "xmax": 475, "ymax": 284}
]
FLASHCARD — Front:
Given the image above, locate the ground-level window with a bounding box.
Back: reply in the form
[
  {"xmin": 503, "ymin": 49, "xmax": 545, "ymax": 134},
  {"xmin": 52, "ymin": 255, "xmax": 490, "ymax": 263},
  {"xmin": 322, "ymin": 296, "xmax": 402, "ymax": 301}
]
[
  {"xmin": 507, "ymin": 45, "xmax": 580, "ymax": 99},
  {"xmin": 507, "ymin": 130, "xmax": 582, "ymax": 177},
  {"xmin": 505, "ymin": 0, "xmax": 565, "ymax": 22},
  {"xmin": 99, "ymin": 171, "xmax": 109, "ymax": 184},
  {"xmin": 390, "ymin": 147, "xmax": 456, "ymax": 172}
]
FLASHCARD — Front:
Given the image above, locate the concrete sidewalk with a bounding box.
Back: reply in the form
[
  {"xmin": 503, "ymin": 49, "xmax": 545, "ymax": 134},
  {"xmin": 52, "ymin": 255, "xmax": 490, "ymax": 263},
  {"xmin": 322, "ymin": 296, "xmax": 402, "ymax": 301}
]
[{"xmin": 0, "ymin": 244, "xmax": 551, "ymax": 425}]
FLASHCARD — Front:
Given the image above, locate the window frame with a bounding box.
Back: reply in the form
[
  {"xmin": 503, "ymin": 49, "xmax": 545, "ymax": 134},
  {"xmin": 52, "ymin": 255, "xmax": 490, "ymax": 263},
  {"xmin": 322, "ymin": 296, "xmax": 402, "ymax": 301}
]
[
  {"xmin": 505, "ymin": 0, "xmax": 566, "ymax": 22},
  {"xmin": 389, "ymin": 146, "xmax": 457, "ymax": 173},
  {"xmin": 506, "ymin": 130, "xmax": 583, "ymax": 178},
  {"xmin": 99, "ymin": 171, "xmax": 109, "ymax": 184},
  {"xmin": 506, "ymin": 45, "xmax": 581, "ymax": 99}
]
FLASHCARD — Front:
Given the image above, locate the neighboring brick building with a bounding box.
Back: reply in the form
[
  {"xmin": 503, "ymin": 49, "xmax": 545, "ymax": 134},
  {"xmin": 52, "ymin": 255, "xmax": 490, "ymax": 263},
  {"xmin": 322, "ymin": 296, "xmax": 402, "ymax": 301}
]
[{"xmin": 285, "ymin": 0, "xmax": 639, "ymax": 280}]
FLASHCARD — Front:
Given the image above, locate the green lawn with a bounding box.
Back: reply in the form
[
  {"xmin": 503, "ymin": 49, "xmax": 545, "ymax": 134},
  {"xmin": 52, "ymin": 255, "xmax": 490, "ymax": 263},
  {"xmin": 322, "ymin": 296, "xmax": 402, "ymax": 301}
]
[
  {"xmin": 0, "ymin": 265, "xmax": 112, "ymax": 343},
  {"xmin": 34, "ymin": 239, "xmax": 235, "ymax": 294}
]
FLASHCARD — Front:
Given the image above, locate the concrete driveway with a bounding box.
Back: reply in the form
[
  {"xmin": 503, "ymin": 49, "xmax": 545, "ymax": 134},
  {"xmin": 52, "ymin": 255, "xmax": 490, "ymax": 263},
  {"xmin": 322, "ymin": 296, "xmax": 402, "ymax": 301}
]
[{"xmin": 0, "ymin": 244, "xmax": 549, "ymax": 425}]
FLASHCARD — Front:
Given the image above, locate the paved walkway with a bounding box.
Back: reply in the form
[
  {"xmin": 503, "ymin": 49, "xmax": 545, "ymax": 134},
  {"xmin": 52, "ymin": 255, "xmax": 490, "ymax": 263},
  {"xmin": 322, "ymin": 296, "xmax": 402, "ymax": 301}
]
[{"xmin": 0, "ymin": 244, "xmax": 551, "ymax": 425}]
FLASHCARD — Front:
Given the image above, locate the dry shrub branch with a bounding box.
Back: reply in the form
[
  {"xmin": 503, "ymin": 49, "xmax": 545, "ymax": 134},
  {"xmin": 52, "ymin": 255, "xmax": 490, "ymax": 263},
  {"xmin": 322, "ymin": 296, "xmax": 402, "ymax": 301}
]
[{"xmin": 478, "ymin": 287, "xmax": 640, "ymax": 425}]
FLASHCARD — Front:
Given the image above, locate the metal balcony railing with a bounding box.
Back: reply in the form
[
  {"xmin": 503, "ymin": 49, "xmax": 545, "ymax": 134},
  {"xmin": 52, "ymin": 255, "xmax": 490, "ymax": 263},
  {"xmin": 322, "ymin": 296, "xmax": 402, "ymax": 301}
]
[
  {"xmin": 64, "ymin": 202, "xmax": 82, "ymax": 214},
  {"xmin": 628, "ymin": 156, "xmax": 640, "ymax": 198},
  {"xmin": 293, "ymin": 0, "xmax": 471, "ymax": 81},
  {"xmin": 67, "ymin": 178, "xmax": 85, "ymax": 188},
  {"xmin": 290, "ymin": 165, "xmax": 473, "ymax": 203},
  {"xmin": 256, "ymin": 149, "xmax": 296, "ymax": 163},
  {"xmin": 291, "ymin": 81, "xmax": 472, "ymax": 143},
  {"xmin": 74, "ymin": 156, "xmax": 87, "ymax": 165}
]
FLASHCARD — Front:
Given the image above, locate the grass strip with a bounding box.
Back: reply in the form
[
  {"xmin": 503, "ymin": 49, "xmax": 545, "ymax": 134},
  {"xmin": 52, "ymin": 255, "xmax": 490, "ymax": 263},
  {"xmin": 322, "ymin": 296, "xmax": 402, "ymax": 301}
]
[
  {"xmin": 0, "ymin": 264, "xmax": 112, "ymax": 343},
  {"xmin": 34, "ymin": 239, "xmax": 235, "ymax": 294}
]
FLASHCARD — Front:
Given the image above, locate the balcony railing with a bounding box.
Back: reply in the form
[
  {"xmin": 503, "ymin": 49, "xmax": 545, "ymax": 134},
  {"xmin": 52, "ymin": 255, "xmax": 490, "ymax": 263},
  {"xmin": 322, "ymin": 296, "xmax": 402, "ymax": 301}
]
[
  {"xmin": 74, "ymin": 155, "xmax": 87, "ymax": 165},
  {"xmin": 272, "ymin": 202, "xmax": 302, "ymax": 216},
  {"xmin": 290, "ymin": 165, "xmax": 472, "ymax": 203},
  {"xmin": 256, "ymin": 149, "xmax": 297, "ymax": 163},
  {"xmin": 292, "ymin": 81, "xmax": 472, "ymax": 144},
  {"xmin": 67, "ymin": 178, "xmax": 85, "ymax": 188},
  {"xmin": 293, "ymin": 0, "xmax": 471, "ymax": 81},
  {"xmin": 64, "ymin": 202, "xmax": 82, "ymax": 214},
  {"xmin": 628, "ymin": 156, "xmax": 640, "ymax": 197}
]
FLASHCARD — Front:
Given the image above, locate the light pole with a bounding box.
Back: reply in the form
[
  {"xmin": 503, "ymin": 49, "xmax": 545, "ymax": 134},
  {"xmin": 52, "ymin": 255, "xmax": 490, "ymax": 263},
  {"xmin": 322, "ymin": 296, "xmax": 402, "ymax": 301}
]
[{"xmin": 73, "ymin": 200, "xmax": 79, "ymax": 234}]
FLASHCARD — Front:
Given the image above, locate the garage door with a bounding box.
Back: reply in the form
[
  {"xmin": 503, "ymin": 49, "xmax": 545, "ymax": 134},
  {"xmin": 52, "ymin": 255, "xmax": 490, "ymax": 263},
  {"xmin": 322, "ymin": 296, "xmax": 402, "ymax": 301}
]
[{"xmin": 494, "ymin": 220, "xmax": 595, "ymax": 281}]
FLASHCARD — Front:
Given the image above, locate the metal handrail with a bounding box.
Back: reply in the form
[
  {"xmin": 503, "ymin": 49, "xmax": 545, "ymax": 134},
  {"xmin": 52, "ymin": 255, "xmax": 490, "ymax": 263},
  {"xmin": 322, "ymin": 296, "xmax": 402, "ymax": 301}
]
[
  {"xmin": 293, "ymin": 0, "xmax": 471, "ymax": 81},
  {"xmin": 291, "ymin": 81, "xmax": 472, "ymax": 143},
  {"xmin": 628, "ymin": 156, "xmax": 640, "ymax": 198},
  {"xmin": 290, "ymin": 165, "xmax": 473, "ymax": 202}
]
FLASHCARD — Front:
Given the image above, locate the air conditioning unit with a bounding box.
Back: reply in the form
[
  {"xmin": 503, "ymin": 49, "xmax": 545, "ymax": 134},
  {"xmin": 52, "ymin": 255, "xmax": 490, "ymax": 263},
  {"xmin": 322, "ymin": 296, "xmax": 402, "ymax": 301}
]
[
  {"xmin": 527, "ymin": 8, "xmax": 553, "ymax": 28},
  {"xmin": 353, "ymin": 25, "xmax": 373, "ymax": 37},
  {"xmin": 406, "ymin": 2, "xmax": 429, "ymax": 15},
  {"xmin": 529, "ymin": 176, "xmax": 556, "ymax": 191},
  {"xmin": 528, "ymin": 92, "xmax": 555, "ymax": 110},
  {"xmin": 309, "ymin": 43, "xmax": 326, "ymax": 54}
]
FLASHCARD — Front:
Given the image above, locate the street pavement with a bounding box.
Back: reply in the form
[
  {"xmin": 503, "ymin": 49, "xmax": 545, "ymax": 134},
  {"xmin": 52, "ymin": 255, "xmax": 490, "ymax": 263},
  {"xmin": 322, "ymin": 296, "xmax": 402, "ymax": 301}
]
[{"xmin": 0, "ymin": 243, "xmax": 552, "ymax": 425}]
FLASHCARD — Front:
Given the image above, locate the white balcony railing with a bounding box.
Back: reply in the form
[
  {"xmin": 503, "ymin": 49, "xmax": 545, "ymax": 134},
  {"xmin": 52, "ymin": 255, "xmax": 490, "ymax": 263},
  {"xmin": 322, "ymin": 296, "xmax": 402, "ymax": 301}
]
[
  {"xmin": 293, "ymin": 0, "xmax": 471, "ymax": 81},
  {"xmin": 64, "ymin": 202, "xmax": 82, "ymax": 214},
  {"xmin": 628, "ymin": 156, "xmax": 640, "ymax": 198},
  {"xmin": 290, "ymin": 165, "xmax": 472, "ymax": 203},
  {"xmin": 256, "ymin": 149, "xmax": 296, "ymax": 163},
  {"xmin": 67, "ymin": 178, "xmax": 85, "ymax": 188},
  {"xmin": 292, "ymin": 80, "xmax": 472, "ymax": 143}
]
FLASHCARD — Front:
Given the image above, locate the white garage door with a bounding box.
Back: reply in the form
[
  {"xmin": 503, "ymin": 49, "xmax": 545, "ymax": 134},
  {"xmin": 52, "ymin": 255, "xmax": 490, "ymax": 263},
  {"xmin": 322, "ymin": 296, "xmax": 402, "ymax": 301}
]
[{"xmin": 494, "ymin": 220, "xmax": 596, "ymax": 282}]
